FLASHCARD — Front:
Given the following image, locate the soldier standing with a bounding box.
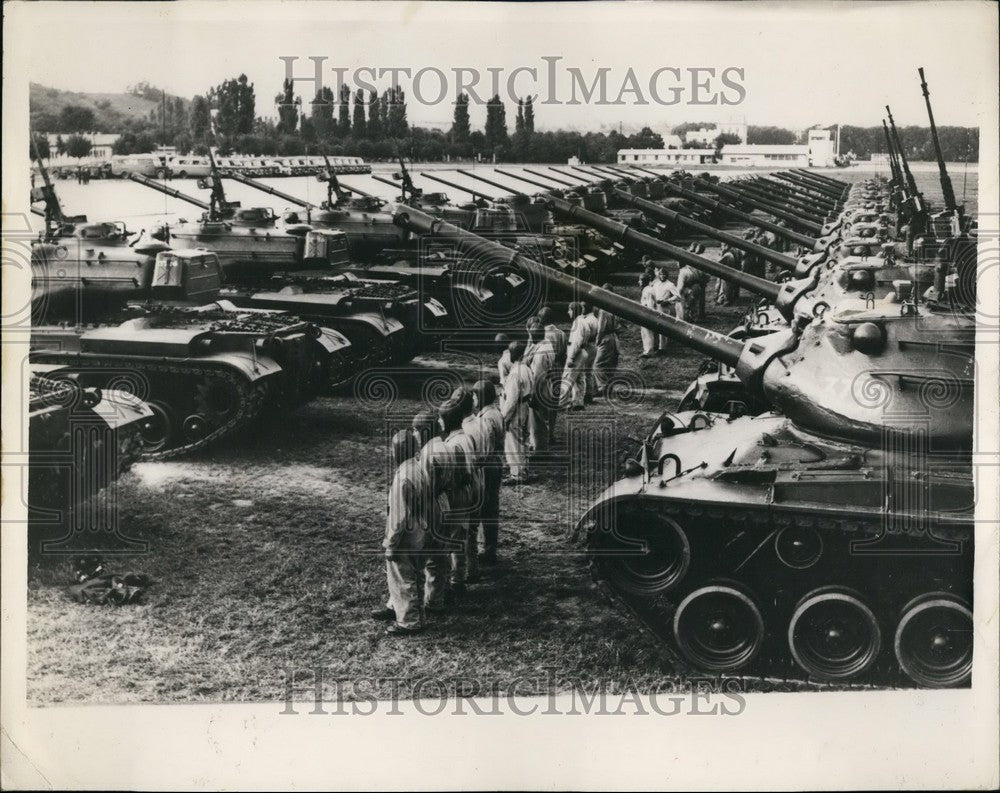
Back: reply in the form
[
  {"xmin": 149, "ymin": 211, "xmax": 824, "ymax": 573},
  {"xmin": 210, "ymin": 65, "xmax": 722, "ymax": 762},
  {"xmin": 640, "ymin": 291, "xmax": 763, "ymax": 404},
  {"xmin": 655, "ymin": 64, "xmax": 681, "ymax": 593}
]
[
  {"xmin": 413, "ymin": 410, "xmax": 454, "ymax": 612},
  {"xmin": 592, "ymin": 284, "xmax": 621, "ymax": 396},
  {"xmin": 651, "ymin": 264, "xmax": 682, "ymax": 352},
  {"xmin": 716, "ymin": 242, "xmax": 743, "ymax": 306},
  {"xmin": 581, "ymin": 301, "xmax": 600, "ymax": 403},
  {"xmin": 525, "ymin": 317, "xmax": 556, "ymax": 452},
  {"xmin": 440, "ymin": 391, "xmax": 481, "ymax": 595},
  {"xmin": 501, "ymin": 341, "xmax": 534, "ymax": 483},
  {"xmin": 677, "ymin": 245, "xmax": 709, "ymax": 321},
  {"xmin": 639, "ymin": 272, "xmax": 658, "ymax": 357},
  {"xmin": 372, "ymin": 429, "xmax": 431, "ymax": 636},
  {"xmin": 538, "ymin": 306, "xmax": 567, "ymax": 370},
  {"xmin": 463, "ymin": 380, "xmax": 505, "ymax": 566},
  {"xmin": 495, "ymin": 332, "xmax": 513, "ymax": 392},
  {"xmin": 561, "ymin": 302, "xmax": 595, "ymax": 409}
]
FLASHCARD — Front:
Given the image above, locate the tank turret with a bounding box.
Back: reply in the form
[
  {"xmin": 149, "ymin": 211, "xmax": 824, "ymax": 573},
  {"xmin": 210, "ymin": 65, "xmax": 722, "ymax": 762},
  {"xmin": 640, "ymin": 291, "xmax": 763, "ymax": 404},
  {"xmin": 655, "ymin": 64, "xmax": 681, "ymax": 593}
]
[{"xmin": 394, "ymin": 205, "xmax": 975, "ymax": 688}]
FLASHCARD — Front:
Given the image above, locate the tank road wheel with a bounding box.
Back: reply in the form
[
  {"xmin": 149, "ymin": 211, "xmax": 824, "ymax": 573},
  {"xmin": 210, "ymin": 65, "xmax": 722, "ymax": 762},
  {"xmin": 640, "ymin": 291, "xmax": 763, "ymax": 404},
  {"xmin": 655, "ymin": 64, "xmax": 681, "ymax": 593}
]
[
  {"xmin": 138, "ymin": 400, "xmax": 176, "ymax": 453},
  {"xmin": 774, "ymin": 526, "xmax": 824, "ymax": 570},
  {"xmin": 673, "ymin": 585, "xmax": 764, "ymax": 672},
  {"xmin": 592, "ymin": 514, "xmax": 690, "ymax": 595},
  {"xmin": 789, "ymin": 587, "xmax": 881, "ymax": 681},
  {"xmin": 182, "ymin": 414, "xmax": 211, "ymax": 442},
  {"xmin": 894, "ymin": 594, "xmax": 973, "ymax": 688},
  {"xmin": 195, "ymin": 380, "xmax": 240, "ymax": 423}
]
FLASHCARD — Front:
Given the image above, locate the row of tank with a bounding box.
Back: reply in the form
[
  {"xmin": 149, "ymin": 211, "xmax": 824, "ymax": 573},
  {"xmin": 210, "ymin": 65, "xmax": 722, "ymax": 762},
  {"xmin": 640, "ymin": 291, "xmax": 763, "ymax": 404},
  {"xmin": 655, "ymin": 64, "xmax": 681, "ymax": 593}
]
[
  {"xmin": 370, "ymin": 67, "xmax": 976, "ymax": 690},
  {"xmin": 26, "ymin": 69, "xmax": 977, "ymax": 690}
]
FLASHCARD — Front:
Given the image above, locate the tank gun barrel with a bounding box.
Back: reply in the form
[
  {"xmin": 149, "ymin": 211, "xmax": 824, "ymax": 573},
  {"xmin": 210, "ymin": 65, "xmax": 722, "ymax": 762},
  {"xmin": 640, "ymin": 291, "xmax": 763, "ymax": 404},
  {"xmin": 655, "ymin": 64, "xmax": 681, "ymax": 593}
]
[
  {"xmin": 656, "ymin": 178, "xmax": 821, "ymax": 250},
  {"xmin": 572, "ymin": 165, "xmax": 618, "ymax": 182},
  {"xmin": 783, "ymin": 171, "xmax": 848, "ymax": 199},
  {"xmin": 761, "ymin": 174, "xmax": 842, "ymax": 207},
  {"xmin": 729, "ymin": 180, "xmax": 830, "ymax": 222},
  {"xmin": 607, "ymin": 189, "xmax": 798, "ymax": 271},
  {"xmin": 337, "ymin": 180, "xmax": 376, "ymax": 199},
  {"xmin": 791, "ymin": 168, "xmax": 847, "ymax": 188},
  {"xmin": 548, "ymin": 196, "xmax": 784, "ymax": 303},
  {"xmin": 370, "ymin": 173, "xmax": 407, "ymax": 195},
  {"xmin": 694, "ymin": 178, "xmax": 824, "ymax": 235},
  {"xmin": 419, "ymin": 172, "xmax": 495, "ymax": 202},
  {"xmin": 494, "ymin": 169, "xmax": 562, "ymax": 194},
  {"xmin": 918, "ymin": 67, "xmax": 958, "ymax": 212},
  {"xmin": 455, "ymin": 169, "xmax": 527, "ymax": 197},
  {"xmin": 393, "ymin": 207, "xmax": 745, "ymax": 367},
  {"xmin": 128, "ymin": 173, "xmax": 211, "ymax": 211},
  {"xmin": 523, "ymin": 168, "xmax": 577, "ymax": 188},
  {"xmin": 728, "ymin": 177, "xmax": 832, "ymax": 218},
  {"xmin": 226, "ymin": 172, "xmax": 314, "ymax": 208},
  {"xmin": 548, "ymin": 167, "xmax": 600, "ymax": 185},
  {"xmin": 733, "ymin": 181, "xmax": 833, "ymax": 222}
]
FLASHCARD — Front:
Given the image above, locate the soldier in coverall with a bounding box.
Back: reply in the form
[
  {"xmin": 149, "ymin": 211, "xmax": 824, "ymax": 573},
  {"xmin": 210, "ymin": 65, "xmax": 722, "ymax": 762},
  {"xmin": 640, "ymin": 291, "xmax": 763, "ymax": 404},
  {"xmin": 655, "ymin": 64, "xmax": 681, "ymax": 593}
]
[
  {"xmin": 440, "ymin": 390, "xmax": 482, "ymax": 594},
  {"xmin": 525, "ymin": 317, "xmax": 557, "ymax": 453},
  {"xmin": 371, "ymin": 429, "xmax": 431, "ymax": 636},
  {"xmin": 580, "ymin": 301, "xmax": 601, "ymax": 403},
  {"xmin": 561, "ymin": 302, "xmax": 596, "ymax": 409},
  {"xmin": 592, "ymin": 283, "xmax": 621, "ymax": 395},
  {"xmin": 413, "ymin": 410, "xmax": 454, "ymax": 612},
  {"xmin": 463, "ymin": 379, "xmax": 505, "ymax": 567},
  {"xmin": 502, "ymin": 341, "xmax": 534, "ymax": 483}
]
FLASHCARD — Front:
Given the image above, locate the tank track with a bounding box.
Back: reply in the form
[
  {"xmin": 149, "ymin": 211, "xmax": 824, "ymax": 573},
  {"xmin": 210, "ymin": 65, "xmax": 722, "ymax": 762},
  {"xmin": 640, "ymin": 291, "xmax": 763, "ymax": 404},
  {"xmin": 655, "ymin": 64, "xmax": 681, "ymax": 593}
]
[
  {"xmin": 33, "ymin": 353, "xmax": 268, "ymax": 461},
  {"xmin": 584, "ymin": 500, "xmax": 973, "ymax": 690}
]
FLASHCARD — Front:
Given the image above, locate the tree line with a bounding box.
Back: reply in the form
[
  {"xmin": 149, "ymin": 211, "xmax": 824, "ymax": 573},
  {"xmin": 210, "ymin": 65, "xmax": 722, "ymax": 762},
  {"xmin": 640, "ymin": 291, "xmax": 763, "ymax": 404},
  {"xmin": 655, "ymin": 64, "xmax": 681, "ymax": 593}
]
[{"xmin": 31, "ymin": 75, "xmax": 980, "ymax": 163}]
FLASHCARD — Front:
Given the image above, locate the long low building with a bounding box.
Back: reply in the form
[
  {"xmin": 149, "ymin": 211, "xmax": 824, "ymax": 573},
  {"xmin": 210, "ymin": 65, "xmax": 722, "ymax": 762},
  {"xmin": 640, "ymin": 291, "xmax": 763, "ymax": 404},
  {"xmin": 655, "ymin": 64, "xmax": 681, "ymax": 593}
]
[
  {"xmin": 617, "ymin": 148, "xmax": 717, "ymax": 166},
  {"xmin": 717, "ymin": 144, "xmax": 810, "ymax": 166},
  {"xmin": 619, "ymin": 127, "xmax": 839, "ymax": 168}
]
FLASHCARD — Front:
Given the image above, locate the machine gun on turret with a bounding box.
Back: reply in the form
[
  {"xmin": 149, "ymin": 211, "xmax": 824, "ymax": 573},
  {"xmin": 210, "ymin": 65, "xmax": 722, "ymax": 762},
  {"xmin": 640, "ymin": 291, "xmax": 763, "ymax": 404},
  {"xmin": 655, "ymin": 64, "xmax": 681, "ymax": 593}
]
[
  {"xmin": 393, "ymin": 156, "xmax": 422, "ymax": 201},
  {"xmin": 918, "ymin": 66, "xmax": 966, "ymax": 233},
  {"xmin": 200, "ymin": 149, "xmax": 241, "ymax": 220},
  {"xmin": 885, "ymin": 105, "xmax": 928, "ymax": 252},
  {"xmin": 30, "ymin": 134, "xmax": 88, "ymax": 237}
]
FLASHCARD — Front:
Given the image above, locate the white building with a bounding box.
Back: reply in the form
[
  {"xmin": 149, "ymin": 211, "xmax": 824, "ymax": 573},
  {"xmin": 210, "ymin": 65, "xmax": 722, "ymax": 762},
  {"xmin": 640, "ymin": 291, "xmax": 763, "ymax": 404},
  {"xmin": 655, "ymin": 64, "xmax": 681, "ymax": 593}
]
[
  {"xmin": 717, "ymin": 130, "xmax": 838, "ymax": 167},
  {"xmin": 45, "ymin": 132, "xmax": 120, "ymax": 159},
  {"xmin": 718, "ymin": 144, "xmax": 809, "ymax": 166},
  {"xmin": 617, "ymin": 148, "xmax": 717, "ymax": 166},
  {"xmin": 805, "ymin": 128, "xmax": 837, "ymax": 167}
]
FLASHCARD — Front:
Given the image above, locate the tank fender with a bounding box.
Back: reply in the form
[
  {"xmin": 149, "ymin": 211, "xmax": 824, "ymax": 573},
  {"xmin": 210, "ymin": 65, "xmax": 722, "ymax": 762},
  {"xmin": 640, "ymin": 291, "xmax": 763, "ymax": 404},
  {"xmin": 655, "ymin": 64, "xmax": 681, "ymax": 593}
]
[
  {"xmin": 315, "ymin": 327, "xmax": 352, "ymax": 354},
  {"xmin": 89, "ymin": 389, "xmax": 155, "ymax": 429}
]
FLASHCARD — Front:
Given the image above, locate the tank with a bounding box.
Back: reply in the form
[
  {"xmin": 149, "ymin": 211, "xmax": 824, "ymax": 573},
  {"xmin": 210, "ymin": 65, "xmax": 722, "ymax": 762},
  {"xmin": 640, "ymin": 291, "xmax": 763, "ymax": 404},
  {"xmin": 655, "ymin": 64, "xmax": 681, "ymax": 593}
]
[
  {"xmin": 395, "ymin": 204, "xmax": 975, "ymax": 689},
  {"xmin": 30, "ymin": 249, "xmax": 353, "ymax": 459},
  {"xmin": 131, "ymin": 171, "xmax": 456, "ymax": 356},
  {"xmin": 369, "ymin": 158, "xmax": 480, "ymax": 228},
  {"xmin": 28, "ymin": 370, "xmax": 154, "ymax": 529},
  {"xmin": 224, "ymin": 165, "xmax": 514, "ymax": 326},
  {"xmin": 131, "ymin": 166, "xmax": 311, "ymax": 275},
  {"xmin": 29, "ymin": 149, "xmax": 172, "ymax": 320},
  {"xmin": 571, "ymin": 173, "xmax": 973, "ymax": 418}
]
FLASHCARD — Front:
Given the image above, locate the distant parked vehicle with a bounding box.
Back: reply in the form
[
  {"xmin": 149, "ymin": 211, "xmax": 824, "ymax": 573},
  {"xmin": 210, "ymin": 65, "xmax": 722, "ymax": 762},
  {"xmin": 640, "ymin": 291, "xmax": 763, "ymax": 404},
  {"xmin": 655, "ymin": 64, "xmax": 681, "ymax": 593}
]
[
  {"xmin": 165, "ymin": 155, "xmax": 212, "ymax": 179},
  {"xmin": 110, "ymin": 154, "xmax": 168, "ymax": 179}
]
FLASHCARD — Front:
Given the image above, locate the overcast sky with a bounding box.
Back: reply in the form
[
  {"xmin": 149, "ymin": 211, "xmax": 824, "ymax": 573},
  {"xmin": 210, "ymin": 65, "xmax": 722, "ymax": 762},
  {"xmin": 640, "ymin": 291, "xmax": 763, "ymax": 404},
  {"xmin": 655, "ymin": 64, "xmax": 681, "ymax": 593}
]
[{"xmin": 13, "ymin": 0, "xmax": 998, "ymax": 133}]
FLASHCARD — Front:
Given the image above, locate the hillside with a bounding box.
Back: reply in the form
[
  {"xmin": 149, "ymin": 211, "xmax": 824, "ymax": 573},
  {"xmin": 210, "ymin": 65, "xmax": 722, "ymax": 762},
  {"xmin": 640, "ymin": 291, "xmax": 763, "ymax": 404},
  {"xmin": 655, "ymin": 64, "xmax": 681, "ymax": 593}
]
[{"xmin": 29, "ymin": 82, "xmax": 190, "ymax": 133}]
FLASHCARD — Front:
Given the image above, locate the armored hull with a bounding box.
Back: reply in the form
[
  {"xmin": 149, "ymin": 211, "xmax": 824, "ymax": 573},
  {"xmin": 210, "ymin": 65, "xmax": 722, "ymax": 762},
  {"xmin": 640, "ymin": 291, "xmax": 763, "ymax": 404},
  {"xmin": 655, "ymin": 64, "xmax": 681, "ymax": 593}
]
[
  {"xmin": 28, "ymin": 372, "xmax": 154, "ymax": 516},
  {"xmin": 578, "ymin": 411, "xmax": 973, "ymax": 688},
  {"xmin": 31, "ymin": 304, "xmax": 351, "ymax": 460}
]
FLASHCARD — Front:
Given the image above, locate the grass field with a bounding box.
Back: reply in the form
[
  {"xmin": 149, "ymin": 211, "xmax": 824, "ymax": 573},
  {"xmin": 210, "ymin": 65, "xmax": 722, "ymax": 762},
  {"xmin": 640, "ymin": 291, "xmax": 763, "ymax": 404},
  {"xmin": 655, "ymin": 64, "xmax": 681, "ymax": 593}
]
[{"xmin": 26, "ymin": 281, "xmax": 751, "ymax": 705}]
